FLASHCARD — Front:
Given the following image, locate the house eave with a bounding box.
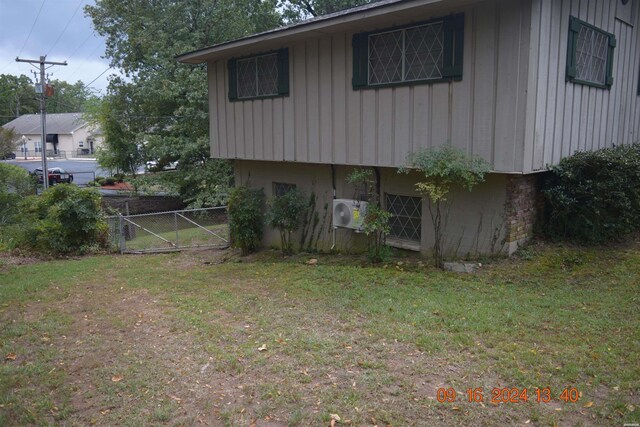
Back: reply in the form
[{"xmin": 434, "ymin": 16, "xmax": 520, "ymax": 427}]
[{"xmin": 176, "ymin": 0, "xmax": 456, "ymax": 64}]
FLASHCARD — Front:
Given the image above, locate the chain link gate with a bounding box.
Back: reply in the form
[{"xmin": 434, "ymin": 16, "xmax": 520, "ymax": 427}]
[{"xmin": 107, "ymin": 207, "xmax": 229, "ymax": 253}]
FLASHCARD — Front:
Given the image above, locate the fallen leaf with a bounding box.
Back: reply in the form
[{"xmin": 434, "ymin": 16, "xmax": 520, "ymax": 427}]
[
  {"xmin": 169, "ymin": 395, "xmax": 182, "ymax": 402},
  {"xmin": 330, "ymin": 420, "xmax": 335, "ymax": 427},
  {"xmin": 257, "ymin": 344, "xmax": 267, "ymax": 352},
  {"xmin": 583, "ymin": 401, "xmax": 594, "ymax": 408},
  {"xmin": 452, "ymin": 406, "xmax": 460, "ymax": 411},
  {"xmin": 330, "ymin": 413, "xmax": 341, "ymax": 421},
  {"xmin": 5, "ymin": 353, "xmax": 16, "ymax": 361},
  {"xmin": 111, "ymin": 375, "xmax": 123, "ymax": 382},
  {"xmin": 627, "ymin": 404, "xmax": 635, "ymax": 412},
  {"xmin": 307, "ymin": 259, "xmax": 318, "ymax": 265}
]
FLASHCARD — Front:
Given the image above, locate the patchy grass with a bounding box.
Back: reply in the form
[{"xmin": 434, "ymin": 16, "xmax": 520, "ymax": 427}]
[{"xmin": 0, "ymin": 241, "xmax": 638, "ymax": 426}]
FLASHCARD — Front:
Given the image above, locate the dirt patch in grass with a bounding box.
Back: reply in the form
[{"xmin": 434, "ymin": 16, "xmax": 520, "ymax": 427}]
[{"xmin": 1, "ymin": 246, "xmax": 638, "ymax": 426}]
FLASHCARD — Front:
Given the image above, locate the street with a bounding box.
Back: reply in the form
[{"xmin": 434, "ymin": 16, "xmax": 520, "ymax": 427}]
[{"xmin": 2, "ymin": 159, "xmax": 109, "ymax": 187}]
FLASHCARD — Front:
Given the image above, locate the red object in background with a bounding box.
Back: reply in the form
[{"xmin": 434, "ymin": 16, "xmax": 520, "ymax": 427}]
[{"xmin": 45, "ymin": 84, "xmax": 55, "ymax": 97}]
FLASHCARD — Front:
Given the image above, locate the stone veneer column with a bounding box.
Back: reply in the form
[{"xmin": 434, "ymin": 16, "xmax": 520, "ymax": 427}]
[{"xmin": 504, "ymin": 174, "xmax": 541, "ymax": 253}]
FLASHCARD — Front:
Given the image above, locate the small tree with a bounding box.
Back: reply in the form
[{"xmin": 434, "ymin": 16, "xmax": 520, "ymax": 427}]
[
  {"xmin": 228, "ymin": 186, "xmax": 264, "ymax": 256},
  {"xmin": 401, "ymin": 146, "xmax": 490, "ymax": 268},
  {"xmin": 0, "ymin": 127, "xmax": 18, "ymax": 155},
  {"xmin": 265, "ymin": 188, "xmax": 308, "ymax": 254},
  {"xmin": 347, "ymin": 168, "xmax": 392, "ymax": 263}
]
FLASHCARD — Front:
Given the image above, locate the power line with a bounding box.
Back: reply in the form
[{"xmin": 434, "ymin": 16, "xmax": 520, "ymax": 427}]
[
  {"xmin": 47, "ymin": 0, "xmax": 85, "ymax": 56},
  {"xmin": 0, "ymin": 0, "xmax": 47, "ymax": 73},
  {"xmin": 18, "ymin": 0, "xmax": 47, "ymax": 57},
  {"xmin": 66, "ymin": 31, "xmax": 96, "ymax": 62},
  {"xmin": 84, "ymin": 66, "xmax": 112, "ymax": 89}
]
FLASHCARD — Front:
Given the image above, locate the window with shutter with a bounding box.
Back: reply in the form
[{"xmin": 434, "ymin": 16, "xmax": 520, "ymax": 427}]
[
  {"xmin": 566, "ymin": 16, "xmax": 616, "ymax": 89},
  {"xmin": 228, "ymin": 49, "xmax": 289, "ymax": 101},
  {"xmin": 352, "ymin": 13, "xmax": 464, "ymax": 90}
]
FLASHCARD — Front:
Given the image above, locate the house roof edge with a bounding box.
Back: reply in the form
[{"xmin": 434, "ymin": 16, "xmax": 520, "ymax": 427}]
[{"xmin": 176, "ymin": 0, "xmax": 446, "ymax": 63}]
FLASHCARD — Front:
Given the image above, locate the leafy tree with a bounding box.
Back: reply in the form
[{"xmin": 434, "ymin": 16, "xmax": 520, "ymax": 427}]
[
  {"xmin": 280, "ymin": 0, "xmax": 378, "ymax": 22},
  {"xmin": 0, "ymin": 74, "xmax": 39, "ymax": 125},
  {"xmin": 0, "ymin": 127, "xmax": 18, "ymax": 155},
  {"xmin": 0, "ymin": 74, "xmax": 97, "ymax": 126},
  {"xmin": 46, "ymin": 79, "xmax": 98, "ymax": 114},
  {"xmin": 401, "ymin": 146, "xmax": 490, "ymax": 269},
  {"xmin": 85, "ymin": 0, "xmax": 281, "ymax": 203}
]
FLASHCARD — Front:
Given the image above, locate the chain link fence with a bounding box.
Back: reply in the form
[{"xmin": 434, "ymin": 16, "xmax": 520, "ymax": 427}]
[{"xmin": 107, "ymin": 207, "xmax": 229, "ymax": 253}]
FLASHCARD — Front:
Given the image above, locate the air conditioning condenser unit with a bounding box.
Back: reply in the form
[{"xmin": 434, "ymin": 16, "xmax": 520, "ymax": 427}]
[{"xmin": 332, "ymin": 199, "xmax": 368, "ymax": 231}]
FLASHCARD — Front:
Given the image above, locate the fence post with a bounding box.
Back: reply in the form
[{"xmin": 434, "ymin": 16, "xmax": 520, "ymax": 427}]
[
  {"xmin": 118, "ymin": 214, "xmax": 125, "ymax": 254},
  {"xmin": 174, "ymin": 211, "xmax": 179, "ymax": 248}
]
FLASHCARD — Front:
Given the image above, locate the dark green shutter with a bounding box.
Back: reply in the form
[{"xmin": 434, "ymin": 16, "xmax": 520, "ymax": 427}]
[
  {"xmin": 228, "ymin": 58, "xmax": 238, "ymax": 101},
  {"xmin": 442, "ymin": 13, "xmax": 464, "ymax": 80},
  {"xmin": 352, "ymin": 32, "xmax": 368, "ymax": 89},
  {"xmin": 566, "ymin": 16, "xmax": 580, "ymax": 81},
  {"xmin": 605, "ymin": 34, "xmax": 616, "ymax": 88},
  {"xmin": 277, "ymin": 48, "xmax": 289, "ymax": 96}
]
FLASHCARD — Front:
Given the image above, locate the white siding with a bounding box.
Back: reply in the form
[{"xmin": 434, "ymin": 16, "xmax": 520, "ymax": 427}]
[
  {"xmin": 208, "ymin": 0, "xmax": 533, "ymax": 173},
  {"xmin": 525, "ymin": 0, "xmax": 640, "ymax": 173}
]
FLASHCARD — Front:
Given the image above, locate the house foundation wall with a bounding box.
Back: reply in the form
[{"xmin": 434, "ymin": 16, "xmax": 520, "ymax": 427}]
[{"xmin": 234, "ymin": 160, "xmax": 538, "ymax": 257}]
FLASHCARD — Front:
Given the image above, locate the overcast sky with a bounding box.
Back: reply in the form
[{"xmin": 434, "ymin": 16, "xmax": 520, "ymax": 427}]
[{"xmin": 0, "ymin": 0, "xmax": 113, "ymax": 94}]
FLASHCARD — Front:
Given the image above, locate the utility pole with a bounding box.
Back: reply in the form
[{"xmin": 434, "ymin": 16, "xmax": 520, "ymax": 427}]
[{"xmin": 15, "ymin": 55, "xmax": 67, "ymax": 190}]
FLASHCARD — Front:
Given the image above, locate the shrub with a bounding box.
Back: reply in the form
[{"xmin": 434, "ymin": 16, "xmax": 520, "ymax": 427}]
[
  {"xmin": 401, "ymin": 146, "xmax": 490, "ymax": 268},
  {"xmin": 103, "ymin": 177, "xmax": 117, "ymax": 186},
  {"xmin": 0, "ymin": 164, "xmax": 36, "ymax": 227},
  {"xmin": 0, "ymin": 163, "xmax": 36, "ymax": 196},
  {"xmin": 265, "ymin": 188, "xmax": 307, "ymax": 254},
  {"xmin": 346, "ymin": 168, "xmax": 392, "ymax": 263},
  {"xmin": 542, "ymin": 143, "xmax": 640, "ymax": 243},
  {"xmin": 228, "ymin": 186, "xmax": 264, "ymax": 256},
  {"xmin": 10, "ymin": 185, "xmax": 109, "ymax": 255}
]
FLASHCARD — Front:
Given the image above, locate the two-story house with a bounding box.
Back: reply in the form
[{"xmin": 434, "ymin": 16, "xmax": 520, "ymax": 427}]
[{"xmin": 178, "ymin": 0, "xmax": 640, "ymax": 256}]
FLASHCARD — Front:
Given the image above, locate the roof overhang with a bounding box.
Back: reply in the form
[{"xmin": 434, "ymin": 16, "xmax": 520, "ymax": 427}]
[{"xmin": 176, "ymin": 0, "xmax": 465, "ymax": 64}]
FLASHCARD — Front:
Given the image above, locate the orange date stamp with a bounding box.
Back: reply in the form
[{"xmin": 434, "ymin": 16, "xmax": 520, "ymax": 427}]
[{"xmin": 436, "ymin": 387, "xmax": 581, "ymax": 404}]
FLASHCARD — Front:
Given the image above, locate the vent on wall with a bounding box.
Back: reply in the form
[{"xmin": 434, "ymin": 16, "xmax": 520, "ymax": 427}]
[{"xmin": 332, "ymin": 199, "xmax": 367, "ymax": 231}]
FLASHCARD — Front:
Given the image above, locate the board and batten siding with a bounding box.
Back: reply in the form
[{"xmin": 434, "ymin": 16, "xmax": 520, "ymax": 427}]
[
  {"xmin": 208, "ymin": 0, "xmax": 533, "ymax": 173},
  {"xmin": 524, "ymin": 0, "xmax": 640, "ymax": 173}
]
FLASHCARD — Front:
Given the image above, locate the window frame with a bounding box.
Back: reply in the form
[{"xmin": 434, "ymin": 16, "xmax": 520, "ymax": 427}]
[
  {"xmin": 228, "ymin": 48, "xmax": 289, "ymax": 101},
  {"xmin": 273, "ymin": 182, "xmax": 296, "ymax": 198},
  {"xmin": 384, "ymin": 193, "xmax": 423, "ymax": 245},
  {"xmin": 565, "ymin": 16, "xmax": 616, "ymax": 90},
  {"xmin": 352, "ymin": 13, "xmax": 464, "ymax": 90}
]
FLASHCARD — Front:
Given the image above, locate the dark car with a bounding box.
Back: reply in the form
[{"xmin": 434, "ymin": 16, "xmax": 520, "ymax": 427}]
[
  {"xmin": 33, "ymin": 167, "xmax": 74, "ymax": 185},
  {"xmin": 1, "ymin": 152, "xmax": 16, "ymax": 160}
]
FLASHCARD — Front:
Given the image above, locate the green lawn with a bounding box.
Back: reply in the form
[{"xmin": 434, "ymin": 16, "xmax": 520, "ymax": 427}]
[{"xmin": 0, "ymin": 241, "xmax": 638, "ymax": 426}]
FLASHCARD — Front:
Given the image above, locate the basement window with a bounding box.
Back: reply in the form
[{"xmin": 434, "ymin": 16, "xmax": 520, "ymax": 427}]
[
  {"xmin": 228, "ymin": 49, "xmax": 289, "ymax": 101},
  {"xmin": 385, "ymin": 193, "xmax": 422, "ymax": 243},
  {"xmin": 566, "ymin": 16, "xmax": 616, "ymax": 89},
  {"xmin": 273, "ymin": 182, "xmax": 296, "ymax": 198},
  {"xmin": 352, "ymin": 13, "xmax": 464, "ymax": 89}
]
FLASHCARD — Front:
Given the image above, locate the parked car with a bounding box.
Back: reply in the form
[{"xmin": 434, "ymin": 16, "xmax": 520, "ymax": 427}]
[
  {"xmin": 33, "ymin": 167, "xmax": 74, "ymax": 185},
  {"xmin": 1, "ymin": 152, "xmax": 16, "ymax": 160}
]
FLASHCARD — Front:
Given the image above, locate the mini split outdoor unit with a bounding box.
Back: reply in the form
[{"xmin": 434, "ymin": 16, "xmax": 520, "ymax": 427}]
[{"xmin": 332, "ymin": 199, "xmax": 368, "ymax": 231}]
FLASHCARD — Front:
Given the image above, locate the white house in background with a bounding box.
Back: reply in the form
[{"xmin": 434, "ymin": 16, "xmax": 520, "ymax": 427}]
[
  {"xmin": 2, "ymin": 112, "xmax": 104, "ymax": 158},
  {"xmin": 178, "ymin": 0, "xmax": 640, "ymax": 256}
]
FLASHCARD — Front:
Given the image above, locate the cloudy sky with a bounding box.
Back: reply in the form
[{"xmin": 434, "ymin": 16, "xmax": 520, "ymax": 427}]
[{"xmin": 0, "ymin": 0, "xmax": 113, "ymax": 94}]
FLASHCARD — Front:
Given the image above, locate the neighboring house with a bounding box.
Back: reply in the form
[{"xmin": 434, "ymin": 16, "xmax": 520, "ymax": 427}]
[
  {"xmin": 2, "ymin": 113, "xmax": 103, "ymax": 158},
  {"xmin": 178, "ymin": 0, "xmax": 640, "ymax": 256}
]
